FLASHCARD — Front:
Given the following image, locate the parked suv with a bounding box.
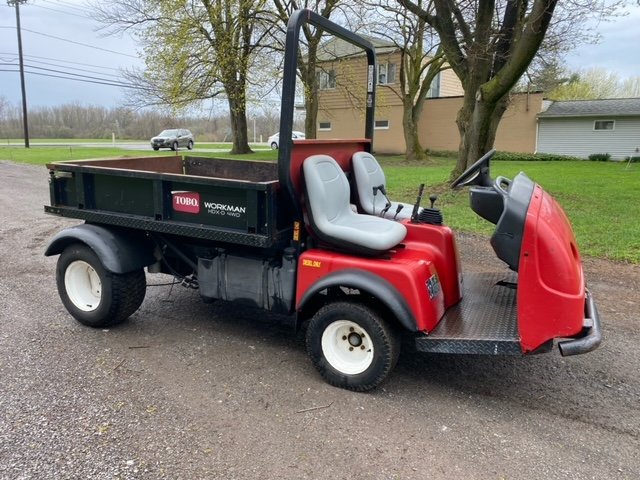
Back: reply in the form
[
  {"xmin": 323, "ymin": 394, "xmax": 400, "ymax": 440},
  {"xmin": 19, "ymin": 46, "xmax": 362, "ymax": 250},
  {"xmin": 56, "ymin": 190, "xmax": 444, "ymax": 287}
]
[{"xmin": 151, "ymin": 129, "xmax": 194, "ymax": 151}]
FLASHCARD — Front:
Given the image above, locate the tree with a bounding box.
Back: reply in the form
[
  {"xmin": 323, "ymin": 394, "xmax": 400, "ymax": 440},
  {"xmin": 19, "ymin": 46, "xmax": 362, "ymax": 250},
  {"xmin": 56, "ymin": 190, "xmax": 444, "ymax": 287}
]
[
  {"xmin": 94, "ymin": 0, "xmax": 271, "ymax": 154},
  {"xmin": 270, "ymin": 0, "xmax": 342, "ymax": 140},
  {"xmin": 399, "ymin": 0, "xmax": 625, "ymax": 176},
  {"xmin": 362, "ymin": 1, "xmax": 446, "ymax": 161},
  {"xmin": 546, "ymin": 67, "xmax": 640, "ymax": 100}
]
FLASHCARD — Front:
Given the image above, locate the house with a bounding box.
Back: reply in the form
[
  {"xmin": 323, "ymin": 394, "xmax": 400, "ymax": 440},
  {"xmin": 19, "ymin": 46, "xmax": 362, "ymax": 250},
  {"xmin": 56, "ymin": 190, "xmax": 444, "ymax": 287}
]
[
  {"xmin": 314, "ymin": 36, "xmax": 462, "ymax": 154},
  {"xmin": 536, "ymin": 98, "xmax": 640, "ymax": 159},
  {"xmin": 315, "ymin": 36, "xmax": 543, "ymax": 155}
]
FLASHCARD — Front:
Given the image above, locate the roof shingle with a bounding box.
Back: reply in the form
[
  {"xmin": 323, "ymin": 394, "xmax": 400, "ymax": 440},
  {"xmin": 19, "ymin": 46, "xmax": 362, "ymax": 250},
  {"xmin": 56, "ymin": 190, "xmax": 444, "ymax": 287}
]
[{"xmin": 538, "ymin": 98, "xmax": 640, "ymax": 118}]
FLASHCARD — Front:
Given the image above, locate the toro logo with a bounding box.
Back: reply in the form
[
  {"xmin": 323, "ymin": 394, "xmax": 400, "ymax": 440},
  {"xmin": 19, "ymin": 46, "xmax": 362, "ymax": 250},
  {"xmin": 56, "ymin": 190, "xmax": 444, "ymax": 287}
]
[{"xmin": 172, "ymin": 191, "xmax": 200, "ymax": 214}]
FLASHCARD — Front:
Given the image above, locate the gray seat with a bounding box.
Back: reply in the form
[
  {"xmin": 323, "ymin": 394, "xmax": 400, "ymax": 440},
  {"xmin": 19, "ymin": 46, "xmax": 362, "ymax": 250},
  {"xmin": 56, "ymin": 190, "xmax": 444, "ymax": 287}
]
[
  {"xmin": 352, "ymin": 151, "xmax": 417, "ymax": 220},
  {"xmin": 303, "ymin": 155, "xmax": 407, "ymax": 255}
]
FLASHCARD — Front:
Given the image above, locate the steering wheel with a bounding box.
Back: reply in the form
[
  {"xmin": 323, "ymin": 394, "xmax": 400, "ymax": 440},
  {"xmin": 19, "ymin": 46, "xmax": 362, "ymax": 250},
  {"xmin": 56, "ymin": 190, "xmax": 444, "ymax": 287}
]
[{"xmin": 451, "ymin": 149, "xmax": 496, "ymax": 189}]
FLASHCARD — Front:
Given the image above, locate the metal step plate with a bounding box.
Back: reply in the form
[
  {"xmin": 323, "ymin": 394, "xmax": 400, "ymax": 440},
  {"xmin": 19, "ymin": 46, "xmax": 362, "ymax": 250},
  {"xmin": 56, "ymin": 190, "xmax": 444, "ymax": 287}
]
[{"xmin": 415, "ymin": 272, "xmax": 521, "ymax": 355}]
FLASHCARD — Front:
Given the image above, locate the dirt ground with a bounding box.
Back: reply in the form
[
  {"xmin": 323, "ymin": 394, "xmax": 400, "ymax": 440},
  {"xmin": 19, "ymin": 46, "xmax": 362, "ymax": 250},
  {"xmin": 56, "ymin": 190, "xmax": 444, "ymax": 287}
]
[{"xmin": 0, "ymin": 160, "xmax": 638, "ymax": 479}]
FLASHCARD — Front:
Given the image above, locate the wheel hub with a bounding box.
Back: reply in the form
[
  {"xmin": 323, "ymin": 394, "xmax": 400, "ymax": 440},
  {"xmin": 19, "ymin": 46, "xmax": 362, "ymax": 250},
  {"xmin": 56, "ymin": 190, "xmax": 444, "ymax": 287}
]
[
  {"xmin": 348, "ymin": 332, "xmax": 363, "ymax": 347},
  {"xmin": 321, "ymin": 320, "xmax": 374, "ymax": 375}
]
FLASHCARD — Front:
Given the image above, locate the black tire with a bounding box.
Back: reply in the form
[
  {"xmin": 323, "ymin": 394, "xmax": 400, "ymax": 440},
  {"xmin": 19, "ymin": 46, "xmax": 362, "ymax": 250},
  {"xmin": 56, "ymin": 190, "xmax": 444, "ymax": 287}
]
[
  {"xmin": 187, "ymin": 140, "xmax": 194, "ymax": 150},
  {"xmin": 306, "ymin": 301, "xmax": 400, "ymax": 392},
  {"xmin": 171, "ymin": 141, "xmax": 178, "ymax": 151},
  {"xmin": 152, "ymin": 146, "xmax": 160, "ymax": 151},
  {"xmin": 270, "ymin": 142, "xmax": 278, "ymax": 150},
  {"xmin": 55, "ymin": 244, "xmax": 146, "ymax": 328}
]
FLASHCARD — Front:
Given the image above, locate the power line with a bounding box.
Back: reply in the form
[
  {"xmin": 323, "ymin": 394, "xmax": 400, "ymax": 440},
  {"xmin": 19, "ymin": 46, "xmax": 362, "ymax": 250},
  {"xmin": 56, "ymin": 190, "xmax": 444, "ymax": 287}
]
[
  {"xmin": 0, "ymin": 51, "xmax": 123, "ymax": 71},
  {"xmin": 0, "ymin": 68, "xmax": 149, "ymax": 90},
  {"xmin": 1, "ymin": 57, "xmax": 125, "ymax": 78},
  {"xmin": 31, "ymin": 3, "xmax": 89, "ymax": 19},
  {"xmin": 46, "ymin": 0, "xmax": 92, "ymax": 14},
  {"xmin": 0, "ymin": 25, "xmax": 139, "ymax": 58},
  {"xmin": 1, "ymin": 62, "xmax": 134, "ymax": 87}
]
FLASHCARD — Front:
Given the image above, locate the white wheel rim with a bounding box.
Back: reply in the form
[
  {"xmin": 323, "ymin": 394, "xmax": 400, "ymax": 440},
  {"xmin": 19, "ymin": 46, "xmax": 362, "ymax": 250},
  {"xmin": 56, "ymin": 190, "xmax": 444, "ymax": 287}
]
[
  {"xmin": 321, "ymin": 320, "xmax": 374, "ymax": 375},
  {"xmin": 64, "ymin": 260, "xmax": 102, "ymax": 312}
]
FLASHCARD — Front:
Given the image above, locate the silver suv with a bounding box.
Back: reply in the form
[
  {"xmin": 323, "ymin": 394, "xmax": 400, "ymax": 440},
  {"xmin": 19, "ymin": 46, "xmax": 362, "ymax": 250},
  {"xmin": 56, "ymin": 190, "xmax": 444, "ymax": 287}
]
[{"xmin": 151, "ymin": 129, "xmax": 194, "ymax": 151}]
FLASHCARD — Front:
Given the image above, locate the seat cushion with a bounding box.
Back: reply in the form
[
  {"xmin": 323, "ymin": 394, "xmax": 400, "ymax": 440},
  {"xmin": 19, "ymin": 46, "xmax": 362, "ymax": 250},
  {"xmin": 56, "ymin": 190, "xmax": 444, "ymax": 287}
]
[{"xmin": 303, "ymin": 155, "xmax": 406, "ymax": 254}]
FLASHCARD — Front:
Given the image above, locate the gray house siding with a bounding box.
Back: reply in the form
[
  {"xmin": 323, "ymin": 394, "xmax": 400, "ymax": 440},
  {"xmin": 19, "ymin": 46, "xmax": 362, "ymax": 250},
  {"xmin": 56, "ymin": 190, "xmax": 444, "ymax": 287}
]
[{"xmin": 537, "ymin": 116, "xmax": 640, "ymax": 160}]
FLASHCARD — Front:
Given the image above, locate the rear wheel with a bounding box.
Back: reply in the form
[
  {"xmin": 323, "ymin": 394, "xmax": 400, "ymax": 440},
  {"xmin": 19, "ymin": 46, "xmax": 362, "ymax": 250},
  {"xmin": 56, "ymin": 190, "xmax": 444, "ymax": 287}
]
[
  {"xmin": 306, "ymin": 301, "xmax": 400, "ymax": 392},
  {"xmin": 152, "ymin": 146, "xmax": 159, "ymax": 151},
  {"xmin": 56, "ymin": 244, "xmax": 146, "ymax": 328},
  {"xmin": 270, "ymin": 142, "xmax": 278, "ymax": 150}
]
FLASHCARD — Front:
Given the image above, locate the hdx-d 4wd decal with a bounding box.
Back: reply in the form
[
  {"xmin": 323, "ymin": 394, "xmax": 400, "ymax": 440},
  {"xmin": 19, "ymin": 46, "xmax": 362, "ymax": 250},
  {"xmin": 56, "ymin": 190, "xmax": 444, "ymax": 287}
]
[{"xmin": 203, "ymin": 201, "xmax": 247, "ymax": 218}]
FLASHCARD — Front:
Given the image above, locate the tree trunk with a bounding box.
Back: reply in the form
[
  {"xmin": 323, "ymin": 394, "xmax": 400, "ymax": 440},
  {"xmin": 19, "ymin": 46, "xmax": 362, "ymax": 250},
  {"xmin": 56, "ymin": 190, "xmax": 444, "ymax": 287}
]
[
  {"xmin": 453, "ymin": 89, "xmax": 508, "ymax": 177},
  {"xmin": 402, "ymin": 97, "xmax": 427, "ymax": 161},
  {"xmin": 228, "ymin": 96, "xmax": 252, "ymax": 154},
  {"xmin": 303, "ymin": 66, "xmax": 319, "ymax": 139}
]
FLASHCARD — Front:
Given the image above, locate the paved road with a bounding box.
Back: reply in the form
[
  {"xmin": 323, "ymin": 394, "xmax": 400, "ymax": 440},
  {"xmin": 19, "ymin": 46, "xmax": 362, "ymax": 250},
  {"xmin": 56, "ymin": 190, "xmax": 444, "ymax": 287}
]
[{"xmin": 0, "ymin": 160, "xmax": 638, "ymax": 479}]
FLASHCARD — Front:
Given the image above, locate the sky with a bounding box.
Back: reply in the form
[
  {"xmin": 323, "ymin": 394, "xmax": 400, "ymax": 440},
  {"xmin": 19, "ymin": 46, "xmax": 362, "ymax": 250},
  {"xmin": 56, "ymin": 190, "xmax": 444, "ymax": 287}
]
[{"xmin": 0, "ymin": 1, "xmax": 639, "ymax": 109}]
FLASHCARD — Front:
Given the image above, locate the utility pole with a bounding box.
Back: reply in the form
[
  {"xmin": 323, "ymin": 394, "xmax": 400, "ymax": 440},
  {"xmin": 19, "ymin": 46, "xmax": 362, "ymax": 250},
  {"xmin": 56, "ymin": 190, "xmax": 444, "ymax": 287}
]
[{"xmin": 8, "ymin": 0, "xmax": 30, "ymax": 148}]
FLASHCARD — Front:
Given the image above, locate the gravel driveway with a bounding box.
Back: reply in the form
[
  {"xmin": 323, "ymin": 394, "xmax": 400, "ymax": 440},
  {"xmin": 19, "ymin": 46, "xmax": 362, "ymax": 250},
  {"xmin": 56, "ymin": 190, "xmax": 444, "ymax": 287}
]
[{"xmin": 0, "ymin": 160, "xmax": 638, "ymax": 479}]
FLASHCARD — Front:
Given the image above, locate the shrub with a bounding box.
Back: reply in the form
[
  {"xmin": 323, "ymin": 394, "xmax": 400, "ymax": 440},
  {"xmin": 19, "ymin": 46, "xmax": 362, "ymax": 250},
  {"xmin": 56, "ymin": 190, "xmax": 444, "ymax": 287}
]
[
  {"xmin": 624, "ymin": 156, "xmax": 640, "ymax": 163},
  {"xmin": 424, "ymin": 149, "xmax": 583, "ymax": 162},
  {"xmin": 588, "ymin": 153, "xmax": 611, "ymax": 162},
  {"xmin": 493, "ymin": 151, "xmax": 582, "ymax": 162}
]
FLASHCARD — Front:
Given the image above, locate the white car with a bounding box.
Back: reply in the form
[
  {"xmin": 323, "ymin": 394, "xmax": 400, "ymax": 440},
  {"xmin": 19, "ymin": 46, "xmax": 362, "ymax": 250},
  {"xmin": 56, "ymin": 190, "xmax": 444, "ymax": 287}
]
[{"xmin": 268, "ymin": 131, "xmax": 306, "ymax": 149}]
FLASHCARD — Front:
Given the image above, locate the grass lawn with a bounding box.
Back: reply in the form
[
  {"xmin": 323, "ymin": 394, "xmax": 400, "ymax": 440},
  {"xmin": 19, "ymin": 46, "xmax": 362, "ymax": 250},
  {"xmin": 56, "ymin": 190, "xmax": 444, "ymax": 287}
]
[
  {"xmin": 0, "ymin": 145, "xmax": 278, "ymax": 165},
  {"xmin": 1, "ymin": 145, "xmax": 637, "ymax": 263},
  {"xmin": 380, "ymin": 155, "xmax": 640, "ymax": 264}
]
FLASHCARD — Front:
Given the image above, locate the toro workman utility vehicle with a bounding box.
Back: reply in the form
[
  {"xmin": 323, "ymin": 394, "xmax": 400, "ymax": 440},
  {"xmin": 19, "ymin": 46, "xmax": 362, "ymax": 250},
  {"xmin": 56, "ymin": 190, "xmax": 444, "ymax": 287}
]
[{"xmin": 44, "ymin": 10, "xmax": 601, "ymax": 391}]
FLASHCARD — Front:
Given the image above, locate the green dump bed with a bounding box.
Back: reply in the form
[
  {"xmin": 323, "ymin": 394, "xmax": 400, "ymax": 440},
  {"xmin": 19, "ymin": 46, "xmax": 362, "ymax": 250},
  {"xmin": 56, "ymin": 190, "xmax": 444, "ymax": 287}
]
[{"xmin": 45, "ymin": 155, "xmax": 290, "ymax": 249}]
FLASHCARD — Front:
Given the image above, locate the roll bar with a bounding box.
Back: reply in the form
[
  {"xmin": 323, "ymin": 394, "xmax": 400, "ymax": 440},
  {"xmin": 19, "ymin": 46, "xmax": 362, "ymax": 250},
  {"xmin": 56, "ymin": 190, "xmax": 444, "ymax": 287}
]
[{"xmin": 277, "ymin": 9, "xmax": 377, "ymax": 222}]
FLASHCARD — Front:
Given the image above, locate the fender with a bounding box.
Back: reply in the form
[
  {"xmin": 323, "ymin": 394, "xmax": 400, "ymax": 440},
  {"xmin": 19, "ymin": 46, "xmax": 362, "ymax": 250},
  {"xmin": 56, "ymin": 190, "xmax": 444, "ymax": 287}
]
[
  {"xmin": 44, "ymin": 224, "xmax": 156, "ymax": 274},
  {"xmin": 297, "ymin": 269, "xmax": 418, "ymax": 332}
]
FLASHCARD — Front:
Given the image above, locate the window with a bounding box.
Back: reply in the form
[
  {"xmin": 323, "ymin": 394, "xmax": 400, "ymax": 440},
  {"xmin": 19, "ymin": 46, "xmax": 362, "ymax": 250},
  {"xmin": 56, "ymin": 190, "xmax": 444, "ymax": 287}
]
[
  {"xmin": 594, "ymin": 120, "xmax": 615, "ymax": 131},
  {"xmin": 378, "ymin": 63, "xmax": 397, "ymax": 85},
  {"xmin": 426, "ymin": 73, "xmax": 441, "ymax": 98},
  {"xmin": 318, "ymin": 70, "xmax": 336, "ymax": 90},
  {"xmin": 374, "ymin": 120, "xmax": 389, "ymax": 130},
  {"xmin": 318, "ymin": 121, "xmax": 332, "ymax": 131}
]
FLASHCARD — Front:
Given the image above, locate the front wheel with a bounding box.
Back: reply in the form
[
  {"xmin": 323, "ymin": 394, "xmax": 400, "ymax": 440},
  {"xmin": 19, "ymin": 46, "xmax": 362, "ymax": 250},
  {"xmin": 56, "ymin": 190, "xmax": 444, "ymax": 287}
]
[
  {"xmin": 306, "ymin": 301, "xmax": 400, "ymax": 392},
  {"xmin": 56, "ymin": 244, "xmax": 146, "ymax": 328},
  {"xmin": 187, "ymin": 140, "xmax": 194, "ymax": 150},
  {"xmin": 152, "ymin": 146, "xmax": 159, "ymax": 151},
  {"xmin": 270, "ymin": 142, "xmax": 278, "ymax": 150},
  {"xmin": 171, "ymin": 141, "xmax": 178, "ymax": 151}
]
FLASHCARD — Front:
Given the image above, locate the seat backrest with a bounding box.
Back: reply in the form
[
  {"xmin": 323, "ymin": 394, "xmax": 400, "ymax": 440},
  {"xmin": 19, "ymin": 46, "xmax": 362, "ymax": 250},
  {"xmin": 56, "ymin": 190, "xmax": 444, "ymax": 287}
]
[
  {"xmin": 352, "ymin": 151, "xmax": 386, "ymax": 214},
  {"xmin": 303, "ymin": 154, "xmax": 351, "ymax": 227}
]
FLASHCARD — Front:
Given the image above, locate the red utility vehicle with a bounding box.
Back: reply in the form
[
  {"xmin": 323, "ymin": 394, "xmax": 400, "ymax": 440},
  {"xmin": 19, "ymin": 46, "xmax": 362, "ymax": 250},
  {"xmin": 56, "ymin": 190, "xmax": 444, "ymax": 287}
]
[{"xmin": 44, "ymin": 10, "xmax": 601, "ymax": 391}]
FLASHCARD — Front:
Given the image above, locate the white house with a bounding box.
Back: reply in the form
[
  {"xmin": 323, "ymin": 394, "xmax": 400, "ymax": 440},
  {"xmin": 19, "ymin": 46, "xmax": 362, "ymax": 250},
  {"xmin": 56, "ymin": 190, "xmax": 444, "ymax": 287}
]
[{"xmin": 537, "ymin": 98, "xmax": 640, "ymax": 160}]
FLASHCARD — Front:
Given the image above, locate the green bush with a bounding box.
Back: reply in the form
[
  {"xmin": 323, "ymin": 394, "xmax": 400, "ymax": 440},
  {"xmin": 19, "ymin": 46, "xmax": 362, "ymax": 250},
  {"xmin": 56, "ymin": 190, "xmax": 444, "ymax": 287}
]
[
  {"xmin": 588, "ymin": 153, "xmax": 611, "ymax": 162},
  {"xmin": 493, "ymin": 151, "xmax": 582, "ymax": 162},
  {"xmin": 424, "ymin": 149, "xmax": 583, "ymax": 162},
  {"xmin": 624, "ymin": 156, "xmax": 640, "ymax": 163}
]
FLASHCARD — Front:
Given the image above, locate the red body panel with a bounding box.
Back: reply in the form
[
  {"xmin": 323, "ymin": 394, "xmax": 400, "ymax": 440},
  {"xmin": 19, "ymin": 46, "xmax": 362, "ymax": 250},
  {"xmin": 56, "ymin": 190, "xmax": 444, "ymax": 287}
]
[
  {"xmin": 296, "ymin": 246, "xmax": 446, "ymax": 331},
  {"xmin": 517, "ymin": 185, "xmax": 585, "ymax": 351},
  {"xmin": 289, "ymin": 139, "xmax": 370, "ymax": 196},
  {"xmin": 402, "ymin": 222, "xmax": 462, "ymax": 310}
]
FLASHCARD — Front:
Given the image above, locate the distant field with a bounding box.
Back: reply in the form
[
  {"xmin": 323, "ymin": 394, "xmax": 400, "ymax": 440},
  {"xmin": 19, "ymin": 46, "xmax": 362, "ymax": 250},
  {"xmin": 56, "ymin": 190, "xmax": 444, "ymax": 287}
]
[{"xmin": 1, "ymin": 145, "xmax": 637, "ymax": 263}]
